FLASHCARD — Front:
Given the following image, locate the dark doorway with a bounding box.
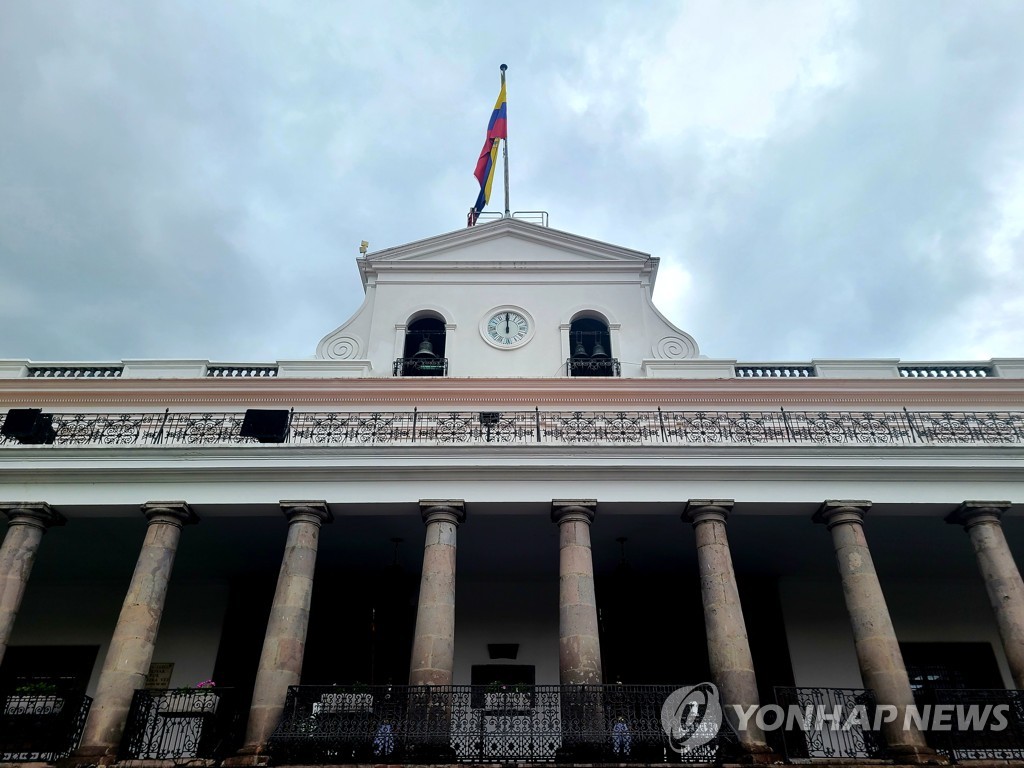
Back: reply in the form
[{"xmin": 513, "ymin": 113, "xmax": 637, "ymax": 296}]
[
  {"xmin": 0, "ymin": 645, "xmax": 98, "ymax": 695},
  {"xmin": 302, "ymin": 567, "xmax": 416, "ymax": 686},
  {"xmin": 399, "ymin": 317, "xmax": 447, "ymax": 377},
  {"xmin": 568, "ymin": 317, "xmax": 616, "ymax": 377},
  {"xmin": 901, "ymin": 642, "xmax": 1004, "ymax": 692}
]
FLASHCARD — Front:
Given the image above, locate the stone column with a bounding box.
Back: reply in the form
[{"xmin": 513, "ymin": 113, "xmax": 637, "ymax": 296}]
[
  {"xmin": 409, "ymin": 500, "xmax": 465, "ymax": 686},
  {"xmin": 235, "ymin": 501, "xmax": 332, "ymax": 760},
  {"xmin": 946, "ymin": 501, "xmax": 1024, "ymax": 688},
  {"xmin": 0, "ymin": 502, "xmax": 66, "ymax": 668},
  {"xmin": 77, "ymin": 502, "xmax": 198, "ymax": 762},
  {"xmin": 552, "ymin": 500, "xmax": 602, "ymax": 685},
  {"xmin": 814, "ymin": 501, "xmax": 936, "ymax": 762},
  {"xmin": 684, "ymin": 500, "xmax": 770, "ymax": 757}
]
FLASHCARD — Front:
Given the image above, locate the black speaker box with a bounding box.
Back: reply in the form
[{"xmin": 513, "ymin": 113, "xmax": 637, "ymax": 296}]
[
  {"xmin": 240, "ymin": 409, "xmax": 290, "ymax": 443},
  {"xmin": 1, "ymin": 408, "xmax": 56, "ymax": 444}
]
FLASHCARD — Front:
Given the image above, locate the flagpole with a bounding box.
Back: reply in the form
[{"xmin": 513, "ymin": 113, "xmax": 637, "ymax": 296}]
[{"xmin": 500, "ymin": 64, "xmax": 510, "ymax": 218}]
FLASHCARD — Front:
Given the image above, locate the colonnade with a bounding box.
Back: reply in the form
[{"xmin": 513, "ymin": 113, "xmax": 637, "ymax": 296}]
[{"xmin": 0, "ymin": 498, "xmax": 1019, "ymax": 764}]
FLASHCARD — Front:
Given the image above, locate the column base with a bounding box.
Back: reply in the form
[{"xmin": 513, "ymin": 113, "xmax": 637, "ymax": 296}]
[
  {"xmin": 221, "ymin": 745, "xmax": 272, "ymax": 767},
  {"xmin": 888, "ymin": 744, "xmax": 950, "ymax": 765},
  {"xmin": 722, "ymin": 740, "xmax": 780, "ymax": 765},
  {"xmin": 58, "ymin": 746, "xmax": 119, "ymax": 768}
]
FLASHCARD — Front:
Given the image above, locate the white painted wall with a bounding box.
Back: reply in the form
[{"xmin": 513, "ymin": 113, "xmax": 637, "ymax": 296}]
[
  {"xmin": 780, "ymin": 577, "xmax": 1013, "ymax": 689},
  {"xmin": 454, "ymin": 577, "xmax": 560, "ymax": 685},
  {"xmin": 8, "ymin": 578, "xmax": 229, "ymax": 695},
  {"xmin": 316, "ymin": 220, "xmax": 699, "ymax": 376},
  {"xmin": 779, "ymin": 579, "xmax": 863, "ymax": 688}
]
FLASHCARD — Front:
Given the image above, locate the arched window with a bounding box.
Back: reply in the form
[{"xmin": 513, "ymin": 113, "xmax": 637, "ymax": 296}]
[
  {"xmin": 568, "ymin": 316, "xmax": 619, "ymax": 377},
  {"xmin": 395, "ymin": 316, "xmax": 448, "ymax": 376}
]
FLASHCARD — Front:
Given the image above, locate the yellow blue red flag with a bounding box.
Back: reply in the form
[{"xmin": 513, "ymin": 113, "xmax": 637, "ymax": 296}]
[{"xmin": 471, "ymin": 82, "xmax": 507, "ymax": 221}]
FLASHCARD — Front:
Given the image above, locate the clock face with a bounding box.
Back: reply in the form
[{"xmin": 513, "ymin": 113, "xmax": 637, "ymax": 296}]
[{"xmin": 486, "ymin": 310, "xmax": 530, "ymax": 347}]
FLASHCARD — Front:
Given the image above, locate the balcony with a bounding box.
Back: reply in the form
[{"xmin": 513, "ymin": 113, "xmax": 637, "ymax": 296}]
[
  {"xmin": 924, "ymin": 688, "xmax": 1024, "ymax": 761},
  {"xmin": 0, "ymin": 692, "xmax": 92, "ymax": 761},
  {"xmin": 3, "ymin": 408, "xmax": 1024, "ymax": 448},
  {"xmin": 269, "ymin": 684, "xmax": 734, "ymax": 764},
  {"xmin": 119, "ymin": 687, "xmax": 242, "ymax": 761}
]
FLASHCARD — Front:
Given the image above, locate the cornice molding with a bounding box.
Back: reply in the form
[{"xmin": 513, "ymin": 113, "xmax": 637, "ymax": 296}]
[
  {"xmin": 2, "ymin": 376, "xmax": 1024, "ymax": 409},
  {"xmin": 363, "ymin": 218, "xmax": 652, "ymax": 264},
  {"xmin": 1, "ymin": 445, "xmax": 1022, "ymax": 493}
]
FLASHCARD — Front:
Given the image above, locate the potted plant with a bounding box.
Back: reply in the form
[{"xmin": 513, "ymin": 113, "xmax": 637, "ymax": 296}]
[
  {"xmin": 159, "ymin": 680, "xmax": 219, "ymax": 716},
  {"xmin": 4, "ymin": 681, "xmax": 64, "ymax": 716},
  {"xmin": 483, "ymin": 681, "xmax": 531, "ymax": 710}
]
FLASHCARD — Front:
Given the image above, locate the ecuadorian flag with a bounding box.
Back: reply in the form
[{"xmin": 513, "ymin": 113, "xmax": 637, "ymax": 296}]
[{"xmin": 472, "ymin": 82, "xmax": 507, "ymax": 217}]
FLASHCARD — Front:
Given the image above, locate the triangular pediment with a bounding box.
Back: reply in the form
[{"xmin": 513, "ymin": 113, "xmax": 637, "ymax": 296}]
[{"xmin": 363, "ymin": 218, "xmax": 651, "ymax": 265}]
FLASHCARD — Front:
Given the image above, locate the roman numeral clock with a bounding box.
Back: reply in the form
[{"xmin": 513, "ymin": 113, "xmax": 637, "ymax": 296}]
[{"xmin": 481, "ymin": 307, "xmax": 535, "ymax": 349}]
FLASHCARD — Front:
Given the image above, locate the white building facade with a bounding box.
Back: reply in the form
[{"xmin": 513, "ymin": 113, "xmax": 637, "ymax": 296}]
[{"xmin": 0, "ymin": 218, "xmax": 1023, "ymax": 766}]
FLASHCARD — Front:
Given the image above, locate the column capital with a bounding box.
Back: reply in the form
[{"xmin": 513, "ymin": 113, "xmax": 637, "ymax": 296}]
[
  {"xmin": 551, "ymin": 499, "xmax": 597, "ymax": 525},
  {"xmin": 419, "ymin": 499, "xmax": 466, "ymax": 526},
  {"xmin": 0, "ymin": 502, "xmax": 66, "ymax": 530},
  {"xmin": 141, "ymin": 501, "xmax": 198, "ymax": 527},
  {"xmin": 813, "ymin": 500, "xmax": 871, "ymax": 529},
  {"xmin": 280, "ymin": 501, "xmax": 333, "ymax": 525},
  {"xmin": 684, "ymin": 499, "xmax": 734, "ymax": 526},
  {"xmin": 946, "ymin": 500, "xmax": 1012, "ymax": 529}
]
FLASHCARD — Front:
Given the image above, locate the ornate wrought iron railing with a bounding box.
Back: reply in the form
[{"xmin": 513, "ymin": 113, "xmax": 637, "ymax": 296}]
[
  {"xmin": 393, "ymin": 358, "xmax": 449, "ymax": 377},
  {"xmin": 773, "ymin": 687, "xmax": 887, "ymax": 760},
  {"xmin": 2, "ymin": 408, "xmax": 1024, "ymax": 448},
  {"xmin": 0, "ymin": 693, "xmax": 92, "ymax": 761},
  {"xmin": 924, "ymin": 688, "xmax": 1024, "ymax": 762},
  {"xmin": 120, "ymin": 687, "xmax": 241, "ymax": 760},
  {"xmin": 567, "ymin": 358, "xmax": 621, "ymax": 377},
  {"xmin": 269, "ymin": 684, "xmax": 733, "ymax": 764}
]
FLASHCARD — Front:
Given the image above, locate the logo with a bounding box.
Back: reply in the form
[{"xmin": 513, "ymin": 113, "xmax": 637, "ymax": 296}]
[{"xmin": 661, "ymin": 682, "xmax": 723, "ymax": 753}]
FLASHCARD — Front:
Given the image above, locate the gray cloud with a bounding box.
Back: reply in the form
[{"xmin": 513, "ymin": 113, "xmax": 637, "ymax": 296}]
[{"xmin": 1, "ymin": 1, "xmax": 1022, "ymax": 363}]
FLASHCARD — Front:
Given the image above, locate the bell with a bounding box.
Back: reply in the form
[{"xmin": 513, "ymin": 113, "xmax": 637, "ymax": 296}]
[
  {"xmin": 591, "ymin": 340, "xmax": 609, "ymax": 359},
  {"xmin": 413, "ymin": 338, "xmax": 437, "ymax": 358},
  {"xmin": 573, "ymin": 339, "xmax": 587, "ymax": 358}
]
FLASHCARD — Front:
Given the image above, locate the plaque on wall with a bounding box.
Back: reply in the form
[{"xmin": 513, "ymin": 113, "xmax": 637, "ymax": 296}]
[{"xmin": 145, "ymin": 662, "xmax": 174, "ymax": 689}]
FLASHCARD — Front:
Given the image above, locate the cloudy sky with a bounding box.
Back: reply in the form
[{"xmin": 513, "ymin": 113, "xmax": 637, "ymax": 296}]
[{"xmin": 2, "ymin": 0, "xmax": 1023, "ymax": 365}]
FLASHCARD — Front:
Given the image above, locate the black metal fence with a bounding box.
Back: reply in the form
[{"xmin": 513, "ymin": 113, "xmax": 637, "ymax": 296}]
[
  {"xmin": 393, "ymin": 358, "xmax": 449, "ymax": 377},
  {"xmin": 120, "ymin": 687, "xmax": 241, "ymax": 760},
  {"xmin": 2, "ymin": 408, "xmax": 1024, "ymax": 448},
  {"xmin": 567, "ymin": 358, "xmax": 621, "ymax": 377},
  {"xmin": 925, "ymin": 688, "xmax": 1024, "ymax": 762},
  {"xmin": 0, "ymin": 693, "xmax": 92, "ymax": 761},
  {"xmin": 269, "ymin": 684, "xmax": 734, "ymax": 764},
  {"xmin": 773, "ymin": 687, "xmax": 887, "ymax": 761}
]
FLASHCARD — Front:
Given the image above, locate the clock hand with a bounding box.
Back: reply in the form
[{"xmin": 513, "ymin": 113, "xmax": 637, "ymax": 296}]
[{"xmin": 505, "ymin": 313, "xmax": 510, "ymax": 334}]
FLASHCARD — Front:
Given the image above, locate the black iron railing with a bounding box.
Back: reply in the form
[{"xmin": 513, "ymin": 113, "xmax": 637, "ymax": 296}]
[
  {"xmin": 924, "ymin": 688, "xmax": 1024, "ymax": 761},
  {"xmin": 269, "ymin": 684, "xmax": 734, "ymax": 764},
  {"xmin": 773, "ymin": 687, "xmax": 887, "ymax": 761},
  {"xmin": 2, "ymin": 408, "xmax": 1023, "ymax": 449},
  {"xmin": 394, "ymin": 358, "xmax": 449, "ymax": 377},
  {"xmin": 567, "ymin": 358, "xmax": 621, "ymax": 377},
  {"xmin": 0, "ymin": 693, "xmax": 92, "ymax": 761},
  {"xmin": 120, "ymin": 688, "xmax": 241, "ymax": 760}
]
